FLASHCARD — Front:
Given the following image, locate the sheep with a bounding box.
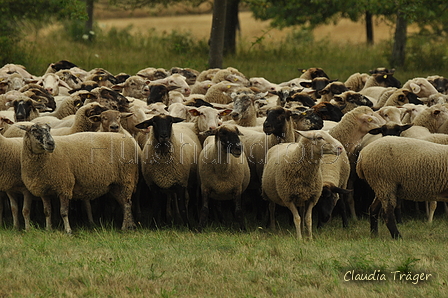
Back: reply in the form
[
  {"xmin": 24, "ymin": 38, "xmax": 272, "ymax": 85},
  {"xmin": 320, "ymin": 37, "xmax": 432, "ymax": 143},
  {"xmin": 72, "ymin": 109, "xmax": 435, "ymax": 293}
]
[
  {"xmin": 421, "ymin": 93, "xmax": 448, "ymax": 106},
  {"xmin": 136, "ymin": 67, "xmax": 169, "ymax": 80},
  {"xmin": 39, "ymin": 92, "xmax": 85, "ymax": 120},
  {"xmin": 55, "ymin": 69, "xmax": 82, "ymax": 90},
  {"xmin": 198, "ymin": 125, "xmax": 250, "ymax": 231},
  {"xmin": 374, "ymin": 88, "xmax": 422, "ymax": 109},
  {"xmin": 300, "ymin": 77, "xmax": 337, "ymax": 100},
  {"xmin": 190, "ymin": 80, "xmax": 215, "ymax": 95},
  {"xmin": 168, "ymin": 67, "xmax": 200, "ymax": 85},
  {"xmin": 49, "ymin": 103, "xmax": 108, "ymax": 136},
  {"xmin": 331, "ymin": 91, "xmax": 373, "ymax": 113},
  {"xmin": 317, "ymin": 81, "xmax": 349, "ymax": 103},
  {"xmin": 12, "ymin": 96, "xmax": 45, "ymax": 122},
  {"xmin": 196, "ymin": 68, "xmax": 221, "ymax": 82},
  {"xmin": 298, "ymin": 67, "xmax": 329, "ymax": 80},
  {"xmin": 327, "ymin": 106, "xmax": 384, "ymax": 220},
  {"xmin": 361, "ymin": 73, "xmax": 401, "ymax": 89},
  {"xmin": 147, "ymin": 84, "xmax": 177, "ymax": 105},
  {"xmin": 344, "ymin": 72, "xmax": 370, "ymax": 92},
  {"xmin": 204, "ymin": 81, "xmax": 242, "ymax": 104},
  {"xmin": 356, "ymin": 136, "xmax": 448, "ymax": 239},
  {"xmin": 0, "ymin": 115, "xmax": 14, "ymax": 133},
  {"xmin": 0, "ymin": 90, "xmax": 23, "ymax": 110},
  {"xmin": 89, "ymin": 109, "xmax": 133, "ymax": 133},
  {"xmin": 211, "ymin": 67, "xmax": 250, "ymax": 87},
  {"xmin": 187, "ymin": 106, "xmax": 232, "ymax": 144},
  {"xmin": 249, "ymin": 77, "xmax": 279, "ymax": 93},
  {"xmin": 84, "ymin": 68, "xmax": 118, "ymax": 87},
  {"xmin": 427, "ymin": 75, "xmax": 448, "ymax": 94},
  {"xmin": 136, "ymin": 114, "xmax": 202, "ymax": 228},
  {"xmin": 412, "ymin": 104, "xmax": 448, "ymax": 133},
  {"xmin": 36, "ymin": 73, "xmax": 72, "ymax": 96},
  {"xmin": 0, "ymin": 73, "xmax": 26, "ymax": 94},
  {"xmin": 228, "ymin": 92, "xmax": 267, "ymax": 127},
  {"xmin": 85, "ymin": 86, "xmax": 131, "ymax": 112},
  {"xmin": 19, "ymin": 123, "xmax": 139, "ymax": 233},
  {"xmin": 376, "ymin": 106, "xmax": 403, "ymax": 124},
  {"xmin": 0, "ymin": 63, "xmax": 35, "ymax": 80},
  {"xmin": 19, "ymin": 84, "xmax": 56, "ymax": 112},
  {"xmin": 402, "ymin": 77, "xmax": 439, "ymax": 98},
  {"xmin": 261, "ymin": 130, "xmax": 344, "ymax": 239},
  {"xmin": 150, "ymin": 73, "xmax": 191, "ymax": 96},
  {"xmin": 44, "ymin": 60, "xmax": 79, "ymax": 74},
  {"xmin": 400, "ymin": 103, "xmax": 427, "ymax": 124},
  {"xmin": 112, "ymin": 75, "xmax": 150, "ymax": 100},
  {"xmin": 0, "ymin": 131, "xmax": 37, "ymax": 230}
]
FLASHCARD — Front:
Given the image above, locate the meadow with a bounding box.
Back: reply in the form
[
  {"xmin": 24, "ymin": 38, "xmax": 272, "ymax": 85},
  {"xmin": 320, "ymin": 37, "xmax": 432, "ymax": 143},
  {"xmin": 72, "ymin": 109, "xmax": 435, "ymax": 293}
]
[{"xmin": 2, "ymin": 13, "xmax": 448, "ymax": 297}]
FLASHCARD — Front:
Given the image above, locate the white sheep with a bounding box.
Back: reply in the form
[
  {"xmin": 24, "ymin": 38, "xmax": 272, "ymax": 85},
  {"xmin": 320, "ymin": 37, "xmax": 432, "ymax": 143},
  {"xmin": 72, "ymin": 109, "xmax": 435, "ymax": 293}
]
[
  {"xmin": 344, "ymin": 72, "xmax": 370, "ymax": 92},
  {"xmin": 112, "ymin": 75, "xmax": 150, "ymax": 100},
  {"xmin": 261, "ymin": 130, "xmax": 344, "ymax": 239},
  {"xmin": 19, "ymin": 123, "xmax": 139, "ymax": 233},
  {"xmin": 36, "ymin": 73, "xmax": 72, "ymax": 96},
  {"xmin": 198, "ymin": 125, "xmax": 250, "ymax": 230},
  {"xmin": 411, "ymin": 104, "xmax": 448, "ymax": 133},
  {"xmin": 356, "ymin": 136, "xmax": 448, "ymax": 239}
]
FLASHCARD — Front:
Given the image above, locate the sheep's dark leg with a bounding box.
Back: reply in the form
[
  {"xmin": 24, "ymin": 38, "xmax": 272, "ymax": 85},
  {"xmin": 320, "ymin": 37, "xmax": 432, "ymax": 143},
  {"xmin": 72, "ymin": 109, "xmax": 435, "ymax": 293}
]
[
  {"xmin": 337, "ymin": 197, "xmax": 349, "ymax": 228},
  {"xmin": 384, "ymin": 201, "xmax": 401, "ymax": 239},
  {"xmin": 82, "ymin": 200, "xmax": 95, "ymax": 227},
  {"xmin": 304, "ymin": 200, "xmax": 314, "ymax": 239},
  {"xmin": 234, "ymin": 191, "xmax": 246, "ymax": 231},
  {"xmin": 395, "ymin": 197, "xmax": 403, "ymax": 224},
  {"xmin": 41, "ymin": 196, "xmax": 52, "ymax": 231},
  {"xmin": 6, "ymin": 192, "xmax": 19, "ymax": 230},
  {"xmin": 369, "ymin": 197, "xmax": 381, "ymax": 237},
  {"xmin": 175, "ymin": 186, "xmax": 190, "ymax": 228},
  {"xmin": 198, "ymin": 188, "xmax": 210, "ymax": 232}
]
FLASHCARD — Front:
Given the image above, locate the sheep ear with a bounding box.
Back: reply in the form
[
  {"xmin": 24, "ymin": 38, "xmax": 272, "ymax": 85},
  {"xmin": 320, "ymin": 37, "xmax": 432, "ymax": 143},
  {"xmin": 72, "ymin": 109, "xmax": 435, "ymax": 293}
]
[
  {"xmin": 89, "ymin": 115, "xmax": 101, "ymax": 123},
  {"xmin": 0, "ymin": 117, "xmax": 14, "ymax": 125},
  {"xmin": 188, "ymin": 108, "xmax": 201, "ymax": 117},
  {"xmin": 200, "ymin": 129, "xmax": 217, "ymax": 137},
  {"xmin": 295, "ymin": 130, "xmax": 314, "ymax": 139},
  {"xmin": 120, "ymin": 112, "xmax": 133, "ymax": 119},
  {"xmin": 235, "ymin": 127, "xmax": 243, "ymax": 136},
  {"xmin": 399, "ymin": 123, "xmax": 413, "ymax": 132},
  {"xmin": 219, "ymin": 109, "xmax": 233, "ymax": 117},
  {"xmin": 299, "ymin": 81, "xmax": 312, "ymax": 88},
  {"xmin": 135, "ymin": 119, "xmax": 153, "ymax": 129},
  {"xmin": 368, "ymin": 127, "xmax": 383, "ymax": 135},
  {"xmin": 409, "ymin": 82, "xmax": 421, "ymax": 94},
  {"xmin": 17, "ymin": 125, "xmax": 31, "ymax": 131},
  {"xmin": 318, "ymin": 89, "xmax": 329, "ymax": 95}
]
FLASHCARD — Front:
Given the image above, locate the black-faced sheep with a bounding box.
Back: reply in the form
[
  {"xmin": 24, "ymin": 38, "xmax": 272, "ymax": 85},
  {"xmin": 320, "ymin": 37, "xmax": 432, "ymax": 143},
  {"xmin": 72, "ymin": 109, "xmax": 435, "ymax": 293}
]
[{"xmin": 198, "ymin": 125, "xmax": 250, "ymax": 231}]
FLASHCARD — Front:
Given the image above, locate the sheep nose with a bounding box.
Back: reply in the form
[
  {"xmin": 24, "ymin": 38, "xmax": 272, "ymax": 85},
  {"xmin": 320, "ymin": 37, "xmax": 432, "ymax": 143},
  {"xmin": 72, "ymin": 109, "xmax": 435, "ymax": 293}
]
[
  {"xmin": 231, "ymin": 112, "xmax": 239, "ymax": 119},
  {"xmin": 110, "ymin": 125, "xmax": 119, "ymax": 131}
]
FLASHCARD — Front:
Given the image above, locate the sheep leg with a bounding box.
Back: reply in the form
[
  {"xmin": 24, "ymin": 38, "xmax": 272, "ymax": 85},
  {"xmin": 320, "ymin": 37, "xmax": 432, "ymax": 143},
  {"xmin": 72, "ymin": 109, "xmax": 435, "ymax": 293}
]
[
  {"xmin": 444, "ymin": 202, "xmax": 448, "ymax": 216},
  {"xmin": 383, "ymin": 201, "xmax": 401, "ymax": 239},
  {"xmin": 41, "ymin": 196, "xmax": 52, "ymax": 231},
  {"xmin": 395, "ymin": 197, "xmax": 402, "ymax": 224},
  {"xmin": 22, "ymin": 190, "xmax": 33, "ymax": 231},
  {"xmin": 427, "ymin": 201, "xmax": 437, "ymax": 224},
  {"xmin": 234, "ymin": 191, "xmax": 246, "ymax": 231},
  {"xmin": 82, "ymin": 200, "xmax": 95, "ymax": 226},
  {"xmin": 336, "ymin": 197, "xmax": 349, "ymax": 228},
  {"xmin": 175, "ymin": 186, "xmax": 190, "ymax": 228},
  {"xmin": 304, "ymin": 200, "xmax": 314, "ymax": 239},
  {"xmin": 6, "ymin": 192, "xmax": 20, "ymax": 230},
  {"xmin": 198, "ymin": 188, "xmax": 210, "ymax": 231},
  {"xmin": 0, "ymin": 193, "xmax": 3, "ymax": 227},
  {"xmin": 285, "ymin": 201, "xmax": 302, "ymax": 240},
  {"xmin": 59, "ymin": 195, "xmax": 72, "ymax": 234},
  {"xmin": 268, "ymin": 201, "xmax": 276, "ymax": 230},
  {"xmin": 369, "ymin": 197, "xmax": 381, "ymax": 237}
]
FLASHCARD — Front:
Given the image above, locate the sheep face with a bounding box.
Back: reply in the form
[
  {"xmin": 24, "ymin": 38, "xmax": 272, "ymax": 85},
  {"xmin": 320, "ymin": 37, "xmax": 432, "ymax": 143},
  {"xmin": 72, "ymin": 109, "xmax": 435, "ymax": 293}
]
[
  {"xmin": 429, "ymin": 77, "xmax": 448, "ymax": 94},
  {"xmin": 318, "ymin": 82, "xmax": 349, "ymax": 97},
  {"xmin": 312, "ymin": 102, "xmax": 344, "ymax": 122},
  {"xmin": 290, "ymin": 108, "xmax": 324, "ymax": 130},
  {"xmin": 373, "ymin": 73, "xmax": 401, "ymax": 88},
  {"xmin": 147, "ymin": 84, "xmax": 172, "ymax": 105},
  {"xmin": 288, "ymin": 92, "xmax": 316, "ymax": 107},
  {"xmin": 368, "ymin": 123, "xmax": 413, "ymax": 136},
  {"xmin": 12, "ymin": 98, "xmax": 41, "ymax": 122},
  {"xmin": 214, "ymin": 125, "xmax": 244, "ymax": 157},
  {"xmin": 90, "ymin": 110, "xmax": 132, "ymax": 132},
  {"xmin": 136, "ymin": 114, "xmax": 184, "ymax": 145},
  {"xmin": 316, "ymin": 185, "xmax": 351, "ymax": 226},
  {"xmin": 20, "ymin": 123, "xmax": 55, "ymax": 153},
  {"xmin": 263, "ymin": 107, "xmax": 291, "ymax": 137},
  {"xmin": 189, "ymin": 106, "xmax": 227, "ymax": 132},
  {"xmin": 230, "ymin": 94, "xmax": 253, "ymax": 121}
]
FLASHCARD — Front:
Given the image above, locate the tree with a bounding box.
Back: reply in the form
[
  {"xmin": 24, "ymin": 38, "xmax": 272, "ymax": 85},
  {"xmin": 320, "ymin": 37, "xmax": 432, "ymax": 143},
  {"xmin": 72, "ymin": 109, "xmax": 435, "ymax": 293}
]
[
  {"xmin": 209, "ymin": 0, "xmax": 227, "ymax": 68},
  {"xmin": 249, "ymin": 0, "xmax": 448, "ymax": 68},
  {"xmin": 0, "ymin": 0, "xmax": 85, "ymax": 64}
]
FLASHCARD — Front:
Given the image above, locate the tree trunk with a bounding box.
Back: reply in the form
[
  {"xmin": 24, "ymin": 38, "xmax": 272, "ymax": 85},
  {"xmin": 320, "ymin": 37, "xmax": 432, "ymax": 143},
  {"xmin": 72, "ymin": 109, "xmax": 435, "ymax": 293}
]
[
  {"xmin": 85, "ymin": 0, "xmax": 94, "ymax": 41},
  {"xmin": 365, "ymin": 11, "xmax": 373, "ymax": 46},
  {"xmin": 224, "ymin": 0, "xmax": 240, "ymax": 56},
  {"xmin": 391, "ymin": 12, "xmax": 407, "ymax": 67},
  {"xmin": 208, "ymin": 0, "xmax": 227, "ymax": 68}
]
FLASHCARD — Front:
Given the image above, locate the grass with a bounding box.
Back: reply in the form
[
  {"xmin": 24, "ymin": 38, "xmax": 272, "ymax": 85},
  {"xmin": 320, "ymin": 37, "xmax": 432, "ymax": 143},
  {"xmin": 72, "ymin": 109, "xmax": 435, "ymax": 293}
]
[{"xmin": 1, "ymin": 215, "xmax": 447, "ymax": 297}]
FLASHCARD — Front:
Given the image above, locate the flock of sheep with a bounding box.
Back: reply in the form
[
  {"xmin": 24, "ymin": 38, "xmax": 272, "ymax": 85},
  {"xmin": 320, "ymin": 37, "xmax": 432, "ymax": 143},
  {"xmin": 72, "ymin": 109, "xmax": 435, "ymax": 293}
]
[{"xmin": 1, "ymin": 60, "xmax": 448, "ymax": 239}]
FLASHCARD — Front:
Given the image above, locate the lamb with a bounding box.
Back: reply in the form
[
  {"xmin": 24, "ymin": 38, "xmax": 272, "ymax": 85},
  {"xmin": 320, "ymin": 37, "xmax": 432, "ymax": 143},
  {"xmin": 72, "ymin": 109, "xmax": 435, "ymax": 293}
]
[
  {"xmin": 356, "ymin": 136, "xmax": 448, "ymax": 239},
  {"xmin": 261, "ymin": 130, "xmax": 344, "ymax": 239},
  {"xmin": 136, "ymin": 114, "xmax": 202, "ymax": 227},
  {"xmin": 19, "ymin": 123, "xmax": 139, "ymax": 233},
  {"xmin": 198, "ymin": 125, "xmax": 250, "ymax": 231}
]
